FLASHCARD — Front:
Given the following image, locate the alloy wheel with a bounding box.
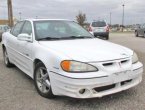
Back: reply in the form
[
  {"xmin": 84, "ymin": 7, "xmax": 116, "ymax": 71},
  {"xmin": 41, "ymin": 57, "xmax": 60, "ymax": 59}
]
[{"xmin": 36, "ymin": 67, "xmax": 50, "ymax": 93}]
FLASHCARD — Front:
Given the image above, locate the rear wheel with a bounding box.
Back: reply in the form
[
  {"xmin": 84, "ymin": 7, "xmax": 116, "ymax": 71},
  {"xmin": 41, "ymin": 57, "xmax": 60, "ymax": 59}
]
[
  {"xmin": 144, "ymin": 32, "xmax": 145, "ymax": 38},
  {"xmin": 34, "ymin": 62, "xmax": 55, "ymax": 98},
  {"xmin": 3, "ymin": 48, "xmax": 14, "ymax": 67},
  {"xmin": 135, "ymin": 31, "xmax": 138, "ymax": 37}
]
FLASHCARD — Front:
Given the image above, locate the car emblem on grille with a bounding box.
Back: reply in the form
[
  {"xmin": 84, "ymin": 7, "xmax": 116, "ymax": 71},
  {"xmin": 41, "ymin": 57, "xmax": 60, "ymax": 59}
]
[{"xmin": 118, "ymin": 62, "xmax": 121, "ymax": 68}]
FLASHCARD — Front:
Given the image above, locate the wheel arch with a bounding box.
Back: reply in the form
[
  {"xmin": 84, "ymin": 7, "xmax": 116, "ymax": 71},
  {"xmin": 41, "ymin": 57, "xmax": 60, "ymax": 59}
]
[
  {"xmin": 2, "ymin": 44, "xmax": 5, "ymax": 50},
  {"xmin": 33, "ymin": 58, "xmax": 47, "ymax": 78}
]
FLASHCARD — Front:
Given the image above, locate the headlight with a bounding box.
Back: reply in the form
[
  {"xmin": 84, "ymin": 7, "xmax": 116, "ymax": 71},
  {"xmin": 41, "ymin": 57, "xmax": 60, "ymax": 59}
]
[
  {"xmin": 61, "ymin": 60, "xmax": 98, "ymax": 72},
  {"xmin": 132, "ymin": 52, "xmax": 139, "ymax": 64}
]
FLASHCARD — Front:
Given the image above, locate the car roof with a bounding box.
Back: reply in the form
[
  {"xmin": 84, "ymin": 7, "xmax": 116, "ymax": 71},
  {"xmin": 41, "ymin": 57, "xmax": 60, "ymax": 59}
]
[
  {"xmin": 23, "ymin": 18, "xmax": 72, "ymax": 22},
  {"xmin": 92, "ymin": 20, "xmax": 106, "ymax": 22}
]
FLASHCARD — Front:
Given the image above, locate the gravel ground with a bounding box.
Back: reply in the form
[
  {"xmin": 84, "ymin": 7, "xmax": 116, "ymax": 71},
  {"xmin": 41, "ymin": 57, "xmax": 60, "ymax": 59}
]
[{"xmin": 0, "ymin": 33, "xmax": 145, "ymax": 110}]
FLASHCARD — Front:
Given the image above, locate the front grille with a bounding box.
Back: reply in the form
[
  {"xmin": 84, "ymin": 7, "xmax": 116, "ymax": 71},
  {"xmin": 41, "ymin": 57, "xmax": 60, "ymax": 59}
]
[
  {"xmin": 121, "ymin": 60, "xmax": 128, "ymax": 64},
  {"xmin": 94, "ymin": 84, "xmax": 115, "ymax": 92},
  {"xmin": 103, "ymin": 62, "xmax": 114, "ymax": 66},
  {"xmin": 100, "ymin": 59, "xmax": 130, "ymax": 69}
]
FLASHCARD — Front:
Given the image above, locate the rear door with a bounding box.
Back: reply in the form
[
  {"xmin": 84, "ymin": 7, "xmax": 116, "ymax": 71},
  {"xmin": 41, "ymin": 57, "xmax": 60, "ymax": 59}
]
[{"xmin": 6, "ymin": 22, "xmax": 25, "ymax": 64}]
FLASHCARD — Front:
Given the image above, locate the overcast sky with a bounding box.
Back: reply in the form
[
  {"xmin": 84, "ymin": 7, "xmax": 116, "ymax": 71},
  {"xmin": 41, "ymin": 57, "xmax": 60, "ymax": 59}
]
[{"xmin": 0, "ymin": 0, "xmax": 145, "ymax": 25}]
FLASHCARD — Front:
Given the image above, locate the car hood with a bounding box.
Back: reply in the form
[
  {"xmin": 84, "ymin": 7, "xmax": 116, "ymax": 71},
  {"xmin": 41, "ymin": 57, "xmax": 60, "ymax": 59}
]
[{"xmin": 39, "ymin": 38, "xmax": 133, "ymax": 62}]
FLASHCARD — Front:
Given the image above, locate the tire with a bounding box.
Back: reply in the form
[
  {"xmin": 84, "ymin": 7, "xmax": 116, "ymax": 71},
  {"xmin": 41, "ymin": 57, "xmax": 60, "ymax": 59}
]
[
  {"xmin": 135, "ymin": 31, "xmax": 138, "ymax": 37},
  {"xmin": 34, "ymin": 62, "xmax": 55, "ymax": 99},
  {"xmin": 94, "ymin": 35, "xmax": 97, "ymax": 38},
  {"xmin": 3, "ymin": 48, "xmax": 14, "ymax": 67},
  {"xmin": 144, "ymin": 32, "xmax": 145, "ymax": 38},
  {"xmin": 0, "ymin": 34, "xmax": 2, "ymax": 42},
  {"xmin": 105, "ymin": 35, "xmax": 109, "ymax": 40}
]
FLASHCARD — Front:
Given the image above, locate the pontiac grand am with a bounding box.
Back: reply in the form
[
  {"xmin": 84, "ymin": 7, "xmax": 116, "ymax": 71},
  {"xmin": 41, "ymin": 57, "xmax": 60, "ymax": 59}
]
[{"xmin": 1, "ymin": 19, "xmax": 143, "ymax": 99}]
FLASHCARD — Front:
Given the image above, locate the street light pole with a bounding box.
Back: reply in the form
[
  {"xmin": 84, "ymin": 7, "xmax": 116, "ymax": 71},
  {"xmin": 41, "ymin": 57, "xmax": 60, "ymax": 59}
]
[
  {"xmin": 19, "ymin": 12, "xmax": 21, "ymax": 20},
  {"xmin": 122, "ymin": 4, "xmax": 125, "ymax": 32},
  {"xmin": 110, "ymin": 12, "xmax": 112, "ymax": 26},
  {"xmin": 7, "ymin": 0, "xmax": 13, "ymax": 27}
]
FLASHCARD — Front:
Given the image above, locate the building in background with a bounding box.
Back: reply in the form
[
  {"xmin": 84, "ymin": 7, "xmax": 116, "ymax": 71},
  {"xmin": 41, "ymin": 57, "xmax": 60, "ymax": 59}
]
[{"xmin": 0, "ymin": 20, "xmax": 9, "ymax": 25}]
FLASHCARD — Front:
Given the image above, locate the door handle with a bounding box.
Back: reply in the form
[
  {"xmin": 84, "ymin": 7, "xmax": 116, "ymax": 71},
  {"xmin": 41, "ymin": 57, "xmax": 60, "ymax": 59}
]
[{"xmin": 23, "ymin": 53, "xmax": 29, "ymax": 57}]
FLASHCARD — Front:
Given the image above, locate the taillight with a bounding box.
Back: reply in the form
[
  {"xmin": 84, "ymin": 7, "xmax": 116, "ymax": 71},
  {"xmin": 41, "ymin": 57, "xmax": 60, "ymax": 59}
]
[
  {"xmin": 88, "ymin": 26, "xmax": 92, "ymax": 32},
  {"xmin": 106, "ymin": 26, "xmax": 109, "ymax": 32}
]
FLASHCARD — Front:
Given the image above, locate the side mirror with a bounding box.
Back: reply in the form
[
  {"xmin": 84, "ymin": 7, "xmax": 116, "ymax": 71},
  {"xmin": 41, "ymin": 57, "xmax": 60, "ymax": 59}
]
[{"xmin": 17, "ymin": 33, "xmax": 32, "ymax": 42}]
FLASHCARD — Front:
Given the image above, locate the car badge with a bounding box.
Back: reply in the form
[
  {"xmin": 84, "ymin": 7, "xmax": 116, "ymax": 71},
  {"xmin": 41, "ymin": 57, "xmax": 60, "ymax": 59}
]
[{"xmin": 119, "ymin": 62, "xmax": 122, "ymax": 68}]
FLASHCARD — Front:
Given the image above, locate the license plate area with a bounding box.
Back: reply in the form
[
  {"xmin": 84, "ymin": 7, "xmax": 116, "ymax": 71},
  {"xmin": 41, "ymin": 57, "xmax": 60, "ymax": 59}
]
[
  {"xmin": 95, "ymin": 28, "xmax": 104, "ymax": 32},
  {"xmin": 113, "ymin": 70, "xmax": 131, "ymax": 83}
]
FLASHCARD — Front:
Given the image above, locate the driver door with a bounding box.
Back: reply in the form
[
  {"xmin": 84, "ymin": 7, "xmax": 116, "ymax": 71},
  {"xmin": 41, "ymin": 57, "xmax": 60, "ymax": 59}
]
[{"xmin": 17, "ymin": 21, "xmax": 33, "ymax": 76}]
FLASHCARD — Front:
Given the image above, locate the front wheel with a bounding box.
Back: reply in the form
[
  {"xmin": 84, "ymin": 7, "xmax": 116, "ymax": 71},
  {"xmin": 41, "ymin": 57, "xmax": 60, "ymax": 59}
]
[{"xmin": 34, "ymin": 62, "xmax": 55, "ymax": 98}]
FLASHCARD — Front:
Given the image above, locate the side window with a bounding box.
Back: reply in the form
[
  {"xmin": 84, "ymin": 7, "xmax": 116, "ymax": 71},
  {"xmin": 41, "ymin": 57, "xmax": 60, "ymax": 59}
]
[
  {"xmin": 21, "ymin": 21, "xmax": 32, "ymax": 35},
  {"xmin": 11, "ymin": 22, "xmax": 24, "ymax": 37},
  {"xmin": 143, "ymin": 24, "xmax": 145, "ymax": 28}
]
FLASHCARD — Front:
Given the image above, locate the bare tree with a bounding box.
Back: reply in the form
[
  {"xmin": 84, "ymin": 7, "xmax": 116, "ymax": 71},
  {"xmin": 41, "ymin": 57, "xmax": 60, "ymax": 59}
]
[{"xmin": 76, "ymin": 11, "xmax": 87, "ymax": 26}]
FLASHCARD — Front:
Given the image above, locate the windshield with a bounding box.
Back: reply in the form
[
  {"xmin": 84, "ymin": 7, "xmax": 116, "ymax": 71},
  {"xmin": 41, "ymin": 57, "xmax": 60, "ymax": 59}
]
[
  {"xmin": 34, "ymin": 20, "xmax": 93, "ymax": 40},
  {"xmin": 92, "ymin": 21, "xmax": 106, "ymax": 27}
]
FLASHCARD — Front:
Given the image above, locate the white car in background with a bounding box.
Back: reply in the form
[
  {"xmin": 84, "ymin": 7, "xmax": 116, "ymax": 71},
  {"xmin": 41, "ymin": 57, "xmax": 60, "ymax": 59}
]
[
  {"xmin": 2, "ymin": 19, "xmax": 143, "ymax": 99},
  {"xmin": 0, "ymin": 25, "xmax": 10, "ymax": 42}
]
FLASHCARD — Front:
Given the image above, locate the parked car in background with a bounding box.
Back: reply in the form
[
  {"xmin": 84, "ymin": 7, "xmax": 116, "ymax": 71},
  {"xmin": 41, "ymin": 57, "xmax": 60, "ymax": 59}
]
[
  {"xmin": 135, "ymin": 24, "xmax": 145, "ymax": 37},
  {"xmin": 2, "ymin": 19, "xmax": 143, "ymax": 99},
  {"xmin": 0, "ymin": 25, "xmax": 10, "ymax": 42},
  {"xmin": 89, "ymin": 20, "xmax": 109, "ymax": 40}
]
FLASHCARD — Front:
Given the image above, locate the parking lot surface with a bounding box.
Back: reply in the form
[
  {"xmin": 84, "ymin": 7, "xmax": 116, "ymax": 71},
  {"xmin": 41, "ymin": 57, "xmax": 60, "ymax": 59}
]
[{"xmin": 0, "ymin": 33, "xmax": 145, "ymax": 110}]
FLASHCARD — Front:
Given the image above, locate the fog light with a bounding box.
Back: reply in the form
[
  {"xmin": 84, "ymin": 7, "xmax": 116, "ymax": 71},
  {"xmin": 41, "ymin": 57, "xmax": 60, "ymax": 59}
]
[{"xmin": 79, "ymin": 89, "xmax": 86, "ymax": 94}]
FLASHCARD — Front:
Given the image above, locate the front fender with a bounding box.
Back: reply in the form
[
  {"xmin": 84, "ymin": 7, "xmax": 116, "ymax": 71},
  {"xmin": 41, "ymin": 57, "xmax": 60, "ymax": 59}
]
[{"xmin": 33, "ymin": 42, "xmax": 71, "ymax": 74}]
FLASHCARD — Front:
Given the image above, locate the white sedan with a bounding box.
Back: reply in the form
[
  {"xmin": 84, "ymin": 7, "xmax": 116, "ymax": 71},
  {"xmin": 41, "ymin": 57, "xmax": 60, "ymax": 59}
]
[{"xmin": 2, "ymin": 19, "xmax": 143, "ymax": 99}]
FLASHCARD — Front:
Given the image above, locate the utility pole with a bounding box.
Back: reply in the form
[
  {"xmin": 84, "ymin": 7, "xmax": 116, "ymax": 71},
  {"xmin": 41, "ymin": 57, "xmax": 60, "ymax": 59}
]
[
  {"xmin": 110, "ymin": 12, "xmax": 112, "ymax": 27},
  {"xmin": 19, "ymin": 12, "xmax": 21, "ymax": 20},
  {"xmin": 7, "ymin": 0, "xmax": 13, "ymax": 27},
  {"xmin": 122, "ymin": 4, "xmax": 125, "ymax": 32}
]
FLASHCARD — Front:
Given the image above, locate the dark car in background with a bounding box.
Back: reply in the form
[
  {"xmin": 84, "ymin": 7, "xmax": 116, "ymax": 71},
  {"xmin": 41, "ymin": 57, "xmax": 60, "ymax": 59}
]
[
  {"xmin": 89, "ymin": 20, "xmax": 109, "ymax": 40},
  {"xmin": 135, "ymin": 24, "xmax": 145, "ymax": 37},
  {"xmin": 0, "ymin": 25, "xmax": 10, "ymax": 42}
]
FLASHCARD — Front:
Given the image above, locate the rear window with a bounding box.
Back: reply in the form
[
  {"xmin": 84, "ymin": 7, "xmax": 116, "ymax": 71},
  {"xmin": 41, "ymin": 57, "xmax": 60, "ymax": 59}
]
[{"xmin": 92, "ymin": 21, "xmax": 106, "ymax": 27}]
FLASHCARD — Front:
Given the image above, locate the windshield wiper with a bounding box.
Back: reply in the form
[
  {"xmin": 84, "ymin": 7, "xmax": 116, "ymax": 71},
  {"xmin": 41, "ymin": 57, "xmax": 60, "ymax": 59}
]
[
  {"xmin": 63, "ymin": 36, "xmax": 92, "ymax": 39},
  {"xmin": 37, "ymin": 36, "xmax": 93, "ymax": 41},
  {"xmin": 37, "ymin": 37, "xmax": 61, "ymax": 41}
]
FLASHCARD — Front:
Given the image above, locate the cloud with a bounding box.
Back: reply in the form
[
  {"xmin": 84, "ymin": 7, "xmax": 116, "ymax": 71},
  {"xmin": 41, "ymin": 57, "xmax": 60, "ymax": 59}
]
[{"xmin": 0, "ymin": 0, "xmax": 145, "ymax": 24}]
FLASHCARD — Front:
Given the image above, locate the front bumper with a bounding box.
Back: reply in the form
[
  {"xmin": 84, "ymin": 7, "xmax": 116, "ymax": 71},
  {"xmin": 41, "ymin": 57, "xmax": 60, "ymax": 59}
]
[{"xmin": 49, "ymin": 62, "xmax": 143, "ymax": 99}]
